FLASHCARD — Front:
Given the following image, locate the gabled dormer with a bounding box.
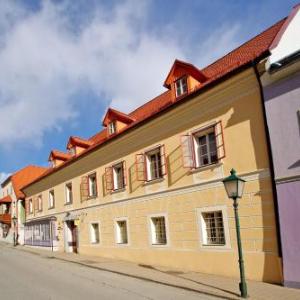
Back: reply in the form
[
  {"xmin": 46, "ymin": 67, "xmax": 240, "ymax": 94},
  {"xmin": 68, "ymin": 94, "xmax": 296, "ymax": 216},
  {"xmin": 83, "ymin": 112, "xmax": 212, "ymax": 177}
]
[
  {"xmin": 67, "ymin": 136, "xmax": 92, "ymax": 156},
  {"xmin": 48, "ymin": 150, "xmax": 71, "ymax": 168},
  {"xmin": 102, "ymin": 108, "xmax": 135, "ymax": 136},
  {"xmin": 164, "ymin": 59, "xmax": 208, "ymax": 100}
]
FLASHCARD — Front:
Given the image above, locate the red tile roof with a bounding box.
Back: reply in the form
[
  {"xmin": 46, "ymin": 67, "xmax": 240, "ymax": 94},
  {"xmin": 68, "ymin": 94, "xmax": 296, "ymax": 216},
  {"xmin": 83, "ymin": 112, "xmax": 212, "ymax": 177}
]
[
  {"xmin": 48, "ymin": 150, "xmax": 72, "ymax": 161},
  {"xmin": 102, "ymin": 108, "xmax": 136, "ymax": 126},
  {"xmin": 67, "ymin": 136, "xmax": 92, "ymax": 150},
  {"xmin": 21, "ymin": 17, "xmax": 286, "ymax": 191},
  {"xmin": 7, "ymin": 165, "xmax": 49, "ymax": 199},
  {"xmin": 0, "ymin": 195, "xmax": 12, "ymax": 204}
]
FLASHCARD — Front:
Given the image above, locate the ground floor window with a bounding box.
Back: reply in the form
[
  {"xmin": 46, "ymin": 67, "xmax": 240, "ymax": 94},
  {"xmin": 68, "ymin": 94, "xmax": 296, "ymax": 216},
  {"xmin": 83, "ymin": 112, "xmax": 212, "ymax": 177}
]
[
  {"xmin": 24, "ymin": 220, "xmax": 54, "ymax": 247},
  {"xmin": 149, "ymin": 216, "xmax": 168, "ymax": 245},
  {"xmin": 90, "ymin": 223, "xmax": 100, "ymax": 244},
  {"xmin": 198, "ymin": 206, "xmax": 231, "ymax": 248},
  {"xmin": 115, "ymin": 219, "xmax": 128, "ymax": 244}
]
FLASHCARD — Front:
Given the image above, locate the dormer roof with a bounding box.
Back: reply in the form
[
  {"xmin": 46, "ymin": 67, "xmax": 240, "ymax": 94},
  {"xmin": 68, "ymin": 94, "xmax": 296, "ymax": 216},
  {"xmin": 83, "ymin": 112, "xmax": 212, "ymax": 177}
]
[
  {"xmin": 48, "ymin": 150, "xmax": 71, "ymax": 162},
  {"xmin": 67, "ymin": 136, "xmax": 92, "ymax": 150},
  {"xmin": 102, "ymin": 108, "xmax": 135, "ymax": 127},
  {"xmin": 163, "ymin": 59, "xmax": 208, "ymax": 89}
]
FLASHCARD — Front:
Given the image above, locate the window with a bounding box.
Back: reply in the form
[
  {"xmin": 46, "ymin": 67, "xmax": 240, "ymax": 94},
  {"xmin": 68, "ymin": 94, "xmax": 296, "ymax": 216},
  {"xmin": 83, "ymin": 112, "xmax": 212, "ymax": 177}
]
[
  {"xmin": 90, "ymin": 223, "xmax": 100, "ymax": 244},
  {"xmin": 146, "ymin": 148, "xmax": 163, "ymax": 181},
  {"xmin": 69, "ymin": 147, "xmax": 76, "ymax": 156},
  {"xmin": 37, "ymin": 195, "xmax": 43, "ymax": 212},
  {"xmin": 113, "ymin": 162, "xmax": 125, "ymax": 190},
  {"xmin": 180, "ymin": 122, "xmax": 225, "ymax": 169},
  {"xmin": 48, "ymin": 190, "xmax": 55, "ymax": 209},
  {"xmin": 65, "ymin": 182, "xmax": 73, "ymax": 204},
  {"xmin": 29, "ymin": 199, "xmax": 33, "ymax": 214},
  {"xmin": 150, "ymin": 216, "xmax": 167, "ymax": 245},
  {"xmin": 88, "ymin": 173, "xmax": 97, "ymax": 198},
  {"xmin": 175, "ymin": 76, "xmax": 188, "ymax": 97},
  {"xmin": 198, "ymin": 206, "xmax": 230, "ymax": 248},
  {"xmin": 108, "ymin": 121, "xmax": 116, "ymax": 135},
  {"xmin": 194, "ymin": 129, "xmax": 218, "ymax": 167},
  {"xmin": 115, "ymin": 219, "xmax": 128, "ymax": 244}
]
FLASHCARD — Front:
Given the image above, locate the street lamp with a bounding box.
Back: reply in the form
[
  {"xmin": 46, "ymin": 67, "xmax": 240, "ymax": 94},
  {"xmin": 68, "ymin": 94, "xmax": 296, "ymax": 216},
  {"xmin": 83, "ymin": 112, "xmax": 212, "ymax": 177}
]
[
  {"xmin": 223, "ymin": 169, "xmax": 248, "ymax": 298},
  {"xmin": 12, "ymin": 216, "xmax": 17, "ymax": 247}
]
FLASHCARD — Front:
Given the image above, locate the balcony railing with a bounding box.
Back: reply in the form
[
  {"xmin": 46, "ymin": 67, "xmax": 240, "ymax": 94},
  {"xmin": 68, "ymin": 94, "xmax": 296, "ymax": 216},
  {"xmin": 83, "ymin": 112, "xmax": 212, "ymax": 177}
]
[{"xmin": 0, "ymin": 214, "xmax": 11, "ymax": 225}]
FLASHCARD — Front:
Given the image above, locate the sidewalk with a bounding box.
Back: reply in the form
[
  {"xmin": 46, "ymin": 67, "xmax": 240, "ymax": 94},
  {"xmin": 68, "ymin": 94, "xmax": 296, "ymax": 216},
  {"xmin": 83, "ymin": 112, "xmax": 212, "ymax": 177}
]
[{"xmin": 10, "ymin": 244, "xmax": 300, "ymax": 300}]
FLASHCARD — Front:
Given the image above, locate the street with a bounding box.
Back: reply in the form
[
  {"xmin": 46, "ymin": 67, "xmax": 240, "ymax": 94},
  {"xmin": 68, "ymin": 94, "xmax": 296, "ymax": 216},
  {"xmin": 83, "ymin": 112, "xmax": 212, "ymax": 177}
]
[{"xmin": 0, "ymin": 244, "xmax": 218, "ymax": 300}]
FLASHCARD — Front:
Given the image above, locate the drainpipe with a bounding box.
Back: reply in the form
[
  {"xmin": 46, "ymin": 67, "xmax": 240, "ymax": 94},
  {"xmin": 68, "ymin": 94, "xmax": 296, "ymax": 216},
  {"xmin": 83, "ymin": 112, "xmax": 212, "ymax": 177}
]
[{"xmin": 253, "ymin": 63, "xmax": 283, "ymax": 257}]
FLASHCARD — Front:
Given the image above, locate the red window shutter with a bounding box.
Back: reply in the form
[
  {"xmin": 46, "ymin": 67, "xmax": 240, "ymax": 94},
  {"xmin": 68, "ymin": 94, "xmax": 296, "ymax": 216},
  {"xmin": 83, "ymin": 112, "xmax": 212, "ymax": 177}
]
[
  {"xmin": 180, "ymin": 134, "xmax": 195, "ymax": 168},
  {"xmin": 160, "ymin": 144, "xmax": 168, "ymax": 176},
  {"xmin": 135, "ymin": 153, "xmax": 146, "ymax": 181},
  {"xmin": 105, "ymin": 167, "xmax": 113, "ymax": 191},
  {"xmin": 214, "ymin": 121, "xmax": 225, "ymax": 160},
  {"xmin": 80, "ymin": 176, "xmax": 89, "ymax": 202},
  {"xmin": 122, "ymin": 161, "xmax": 127, "ymax": 187}
]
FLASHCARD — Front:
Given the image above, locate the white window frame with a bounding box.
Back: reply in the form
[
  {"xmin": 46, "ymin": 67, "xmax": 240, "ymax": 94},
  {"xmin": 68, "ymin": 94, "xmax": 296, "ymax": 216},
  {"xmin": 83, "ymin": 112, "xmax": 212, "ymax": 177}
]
[
  {"xmin": 90, "ymin": 222, "xmax": 100, "ymax": 244},
  {"xmin": 193, "ymin": 127, "xmax": 218, "ymax": 168},
  {"xmin": 148, "ymin": 213, "xmax": 169, "ymax": 247},
  {"xmin": 197, "ymin": 205, "xmax": 231, "ymax": 249},
  {"xmin": 145, "ymin": 147, "xmax": 163, "ymax": 181},
  {"xmin": 108, "ymin": 121, "xmax": 117, "ymax": 135},
  {"xmin": 48, "ymin": 190, "xmax": 55, "ymax": 209},
  {"xmin": 112, "ymin": 162, "xmax": 125, "ymax": 191},
  {"xmin": 29, "ymin": 199, "xmax": 33, "ymax": 214},
  {"xmin": 88, "ymin": 173, "xmax": 97, "ymax": 198},
  {"xmin": 65, "ymin": 182, "xmax": 73, "ymax": 204},
  {"xmin": 175, "ymin": 76, "xmax": 188, "ymax": 97},
  {"xmin": 114, "ymin": 217, "xmax": 129, "ymax": 245}
]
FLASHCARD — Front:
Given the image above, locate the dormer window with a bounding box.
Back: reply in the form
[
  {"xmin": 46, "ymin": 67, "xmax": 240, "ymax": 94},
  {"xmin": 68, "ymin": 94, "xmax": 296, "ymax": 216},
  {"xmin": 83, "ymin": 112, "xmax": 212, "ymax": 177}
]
[
  {"xmin": 69, "ymin": 147, "xmax": 76, "ymax": 156},
  {"xmin": 108, "ymin": 121, "xmax": 117, "ymax": 135},
  {"xmin": 175, "ymin": 76, "xmax": 188, "ymax": 97}
]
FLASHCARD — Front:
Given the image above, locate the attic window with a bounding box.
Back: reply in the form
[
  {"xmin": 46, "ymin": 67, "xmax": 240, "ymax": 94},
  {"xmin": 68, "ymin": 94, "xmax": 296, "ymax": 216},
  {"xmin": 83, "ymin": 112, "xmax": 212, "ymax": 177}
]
[
  {"xmin": 108, "ymin": 121, "xmax": 117, "ymax": 135},
  {"xmin": 69, "ymin": 147, "xmax": 76, "ymax": 156},
  {"xmin": 175, "ymin": 76, "xmax": 188, "ymax": 97}
]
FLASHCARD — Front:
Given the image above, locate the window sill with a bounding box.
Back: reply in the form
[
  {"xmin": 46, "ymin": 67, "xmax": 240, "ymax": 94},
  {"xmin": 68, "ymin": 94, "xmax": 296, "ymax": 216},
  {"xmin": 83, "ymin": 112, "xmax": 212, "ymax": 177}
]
[
  {"xmin": 143, "ymin": 177, "xmax": 165, "ymax": 186},
  {"xmin": 87, "ymin": 195, "xmax": 98, "ymax": 200},
  {"xmin": 48, "ymin": 206, "xmax": 55, "ymax": 210},
  {"xmin": 111, "ymin": 188, "xmax": 126, "ymax": 194},
  {"xmin": 200, "ymin": 243, "xmax": 231, "ymax": 250},
  {"xmin": 189, "ymin": 162, "xmax": 223, "ymax": 174},
  {"xmin": 64, "ymin": 202, "xmax": 73, "ymax": 206},
  {"xmin": 116, "ymin": 242, "xmax": 129, "ymax": 246},
  {"xmin": 151, "ymin": 243, "xmax": 169, "ymax": 248}
]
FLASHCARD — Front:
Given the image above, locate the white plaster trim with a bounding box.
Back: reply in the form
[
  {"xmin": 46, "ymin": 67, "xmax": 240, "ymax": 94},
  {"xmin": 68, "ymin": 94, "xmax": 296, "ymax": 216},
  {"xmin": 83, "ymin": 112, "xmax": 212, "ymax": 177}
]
[
  {"xmin": 89, "ymin": 221, "xmax": 101, "ymax": 245},
  {"xmin": 114, "ymin": 217, "xmax": 130, "ymax": 246},
  {"xmin": 147, "ymin": 213, "xmax": 170, "ymax": 248}
]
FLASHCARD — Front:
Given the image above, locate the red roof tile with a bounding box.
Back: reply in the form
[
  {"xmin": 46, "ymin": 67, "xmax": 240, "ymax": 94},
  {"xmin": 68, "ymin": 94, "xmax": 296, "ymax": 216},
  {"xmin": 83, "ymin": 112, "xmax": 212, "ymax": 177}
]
[
  {"xmin": 21, "ymin": 17, "xmax": 286, "ymax": 191},
  {"xmin": 67, "ymin": 136, "xmax": 92, "ymax": 150},
  {"xmin": 0, "ymin": 195, "xmax": 12, "ymax": 204},
  {"xmin": 49, "ymin": 150, "xmax": 72, "ymax": 161}
]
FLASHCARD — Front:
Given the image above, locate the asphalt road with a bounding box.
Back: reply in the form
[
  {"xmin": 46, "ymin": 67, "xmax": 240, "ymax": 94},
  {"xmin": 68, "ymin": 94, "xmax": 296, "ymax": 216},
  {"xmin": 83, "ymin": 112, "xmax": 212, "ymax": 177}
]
[{"xmin": 0, "ymin": 244, "xmax": 218, "ymax": 300}]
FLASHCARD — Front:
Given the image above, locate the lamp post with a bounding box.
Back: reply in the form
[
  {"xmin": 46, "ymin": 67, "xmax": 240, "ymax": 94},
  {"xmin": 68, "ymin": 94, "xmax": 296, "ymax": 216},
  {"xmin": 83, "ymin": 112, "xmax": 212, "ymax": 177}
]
[
  {"xmin": 12, "ymin": 216, "xmax": 17, "ymax": 247},
  {"xmin": 223, "ymin": 169, "xmax": 248, "ymax": 298}
]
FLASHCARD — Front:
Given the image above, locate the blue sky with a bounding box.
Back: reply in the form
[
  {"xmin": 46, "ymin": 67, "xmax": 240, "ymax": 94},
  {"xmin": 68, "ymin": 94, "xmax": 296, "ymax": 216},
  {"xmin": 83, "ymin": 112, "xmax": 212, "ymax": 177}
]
[{"xmin": 0, "ymin": 0, "xmax": 297, "ymax": 180}]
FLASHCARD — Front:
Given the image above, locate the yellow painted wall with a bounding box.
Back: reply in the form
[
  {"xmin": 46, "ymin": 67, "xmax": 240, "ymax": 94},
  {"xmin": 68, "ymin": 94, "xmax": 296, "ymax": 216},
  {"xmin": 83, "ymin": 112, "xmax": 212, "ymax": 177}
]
[{"xmin": 24, "ymin": 68, "xmax": 282, "ymax": 283}]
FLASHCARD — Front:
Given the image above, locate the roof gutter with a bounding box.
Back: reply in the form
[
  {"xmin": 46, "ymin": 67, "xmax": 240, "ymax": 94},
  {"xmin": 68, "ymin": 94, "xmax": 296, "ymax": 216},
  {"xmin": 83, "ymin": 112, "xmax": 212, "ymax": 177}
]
[{"xmin": 253, "ymin": 63, "xmax": 283, "ymax": 258}]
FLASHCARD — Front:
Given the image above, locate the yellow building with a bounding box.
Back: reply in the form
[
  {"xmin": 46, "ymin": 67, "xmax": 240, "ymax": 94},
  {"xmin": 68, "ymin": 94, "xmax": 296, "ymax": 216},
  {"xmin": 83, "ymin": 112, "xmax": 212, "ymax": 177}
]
[{"xmin": 22, "ymin": 19, "xmax": 286, "ymax": 284}]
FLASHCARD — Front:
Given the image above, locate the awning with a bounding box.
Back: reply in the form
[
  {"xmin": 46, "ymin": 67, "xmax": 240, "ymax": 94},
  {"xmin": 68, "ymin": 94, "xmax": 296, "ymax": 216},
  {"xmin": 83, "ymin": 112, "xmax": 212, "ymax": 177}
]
[
  {"xmin": 0, "ymin": 195, "xmax": 12, "ymax": 204},
  {"xmin": 63, "ymin": 212, "xmax": 80, "ymax": 221}
]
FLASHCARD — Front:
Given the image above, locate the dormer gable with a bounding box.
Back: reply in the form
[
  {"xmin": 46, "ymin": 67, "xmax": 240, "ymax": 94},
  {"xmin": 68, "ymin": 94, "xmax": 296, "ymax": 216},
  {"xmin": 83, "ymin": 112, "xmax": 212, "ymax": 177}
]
[
  {"xmin": 102, "ymin": 108, "xmax": 135, "ymax": 136},
  {"xmin": 164, "ymin": 59, "xmax": 208, "ymax": 100},
  {"xmin": 48, "ymin": 150, "xmax": 71, "ymax": 168},
  {"xmin": 66, "ymin": 136, "xmax": 92, "ymax": 156}
]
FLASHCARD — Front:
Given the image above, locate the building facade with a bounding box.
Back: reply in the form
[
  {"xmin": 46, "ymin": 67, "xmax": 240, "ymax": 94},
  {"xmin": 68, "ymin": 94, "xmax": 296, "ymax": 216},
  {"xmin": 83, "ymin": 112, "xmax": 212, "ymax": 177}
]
[
  {"xmin": 0, "ymin": 165, "xmax": 48, "ymax": 245},
  {"xmin": 260, "ymin": 4, "xmax": 300, "ymax": 288},
  {"xmin": 22, "ymin": 19, "xmax": 286, "ymax": 284}
]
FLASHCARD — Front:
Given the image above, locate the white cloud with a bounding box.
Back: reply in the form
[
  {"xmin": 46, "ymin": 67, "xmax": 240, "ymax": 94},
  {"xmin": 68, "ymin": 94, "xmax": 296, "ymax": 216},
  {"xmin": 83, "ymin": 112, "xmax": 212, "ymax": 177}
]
[{"xmin": 0, "ymin": 0, "xmax": 242, "ymax": 147}]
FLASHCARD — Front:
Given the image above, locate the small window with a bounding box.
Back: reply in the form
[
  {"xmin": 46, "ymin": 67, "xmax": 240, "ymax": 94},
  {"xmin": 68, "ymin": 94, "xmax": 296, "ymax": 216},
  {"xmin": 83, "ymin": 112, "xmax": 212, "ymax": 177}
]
[
  {"xmin": 201, "ymin": 211, "xmax": 225, "ymax": 246},
  {"xmin": 194, "ymin": 128, "xmax": 218, "ymax": 167},
  {"xmin": 29, "ymin": 199, "xmax": 33, "ymax": 214},
  {"xmin": 88, "ymin": 173, "xmax": 97, "ymax": 198},
  {"xmin": 48, "ymin": 190, "xmax": 55, "ymax": 209},
  {"xmin": 115, "ymin": 220, "xmax": 128, "ymax": 244},
  {"xmin": 37, "ymin": 195, "xmax": 43, "ymax": 212},
  {"xmin": 150, "ymin": 216, "xmax": 167, "ymax": 245},
  {"xmin": 90, "ymin": 223, "xmax": 100, "ymax": 244},
  {"xmin": 108, "ymin": 121, "xmax": 117, "ymax": 135},
  {"xmin": 113, "ymin": 163, "xmax": 125, "ymax": 190},
  {"xmin": 65, "ymin": 182, "xmax": 73, "ymax": 204},
  {"xmin": 145, "ymin": 147, "xmax": 163, "ymax": 181},
  {"xmin": 69, "ymin": 147, "xmax": 76, "ymax": 156},
  {"xmin": 175, "ymin": 76, "xmax": 188, "ymax": 97}
]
